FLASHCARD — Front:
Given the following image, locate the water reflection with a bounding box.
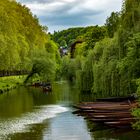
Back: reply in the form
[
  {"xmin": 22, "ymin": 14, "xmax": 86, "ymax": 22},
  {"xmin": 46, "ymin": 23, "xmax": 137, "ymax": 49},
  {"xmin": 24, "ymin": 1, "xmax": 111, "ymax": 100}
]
[
  {"xmin": 44, "ymin": 112, "xmax": 91, "ymax": 140},
  {"xmin": 0, "ymin": 81, "xmax": 92, "ymax": 140},
  {"xmin": 0, "ymin": 87, "xmax": 34, "ymax": 118},
  {"xmin": 0, "ymin": 81, "xmax": 139, "ymax": 140}
]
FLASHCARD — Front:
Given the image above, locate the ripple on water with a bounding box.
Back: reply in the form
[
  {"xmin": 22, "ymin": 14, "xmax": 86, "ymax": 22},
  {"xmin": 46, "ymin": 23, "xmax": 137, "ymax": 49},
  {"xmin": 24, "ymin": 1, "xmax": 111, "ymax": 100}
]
[{"xmin": 0, "ymin": 105, "xmax": 68, "ymax": 139}]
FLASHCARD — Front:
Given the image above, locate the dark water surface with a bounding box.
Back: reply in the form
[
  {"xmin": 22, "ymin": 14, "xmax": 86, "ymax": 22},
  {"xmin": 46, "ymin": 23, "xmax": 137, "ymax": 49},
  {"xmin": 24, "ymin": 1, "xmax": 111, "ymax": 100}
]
[{"xmin": 0, "ymin": 81, "xmax": 139, "ymax": 140}]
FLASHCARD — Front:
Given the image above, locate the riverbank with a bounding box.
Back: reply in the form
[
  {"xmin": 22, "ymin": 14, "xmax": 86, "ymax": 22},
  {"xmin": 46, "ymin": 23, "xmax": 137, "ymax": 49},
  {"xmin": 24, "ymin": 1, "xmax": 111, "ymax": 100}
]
[{"xmin": 0, "ymin": 76, "xmax": 26, "ymax": 94}]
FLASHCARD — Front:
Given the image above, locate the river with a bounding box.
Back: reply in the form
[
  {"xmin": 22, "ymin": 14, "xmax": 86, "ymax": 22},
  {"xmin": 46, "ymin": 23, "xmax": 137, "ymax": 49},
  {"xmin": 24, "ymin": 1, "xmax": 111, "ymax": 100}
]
[{"xmin": 0, "ymin": 81, "xmax": 139, "ymax": 140}]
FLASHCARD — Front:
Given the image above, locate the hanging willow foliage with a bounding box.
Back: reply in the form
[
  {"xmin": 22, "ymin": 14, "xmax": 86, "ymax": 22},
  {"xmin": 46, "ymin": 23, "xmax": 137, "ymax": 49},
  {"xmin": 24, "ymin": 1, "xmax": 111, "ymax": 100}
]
[{"xmin": 60, "ymin": 0, "xmax": 140, "ymax": 98}]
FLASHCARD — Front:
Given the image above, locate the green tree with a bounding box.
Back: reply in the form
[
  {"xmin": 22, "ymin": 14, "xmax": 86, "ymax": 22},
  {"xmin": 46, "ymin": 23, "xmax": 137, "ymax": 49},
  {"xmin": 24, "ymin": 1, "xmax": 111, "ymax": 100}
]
[
  {"xmin": 105, "ymin": 12, "xmax": 120, "ymax": 38},
  {"xmin": 60, "ymin": 40, "xmax": 67, "ymax": 47}
]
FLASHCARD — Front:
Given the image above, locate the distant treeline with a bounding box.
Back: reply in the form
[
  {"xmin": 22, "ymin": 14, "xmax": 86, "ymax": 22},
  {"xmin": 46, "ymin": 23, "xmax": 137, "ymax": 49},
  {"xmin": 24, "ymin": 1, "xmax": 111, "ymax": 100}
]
[{"xmin": 52, "ymin": 26, "xmax": 107, "ymax": 48}]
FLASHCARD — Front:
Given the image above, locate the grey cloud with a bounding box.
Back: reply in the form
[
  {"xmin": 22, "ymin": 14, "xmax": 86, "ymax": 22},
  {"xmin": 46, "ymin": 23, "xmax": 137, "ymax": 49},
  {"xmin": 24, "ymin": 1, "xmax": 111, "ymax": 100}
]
[
  {"xmin": 33, "ymin": 0, "xmax": 103, "ymax": 26},
  {"xmin": 17, "ymin": 0, "xmax": 122, "ymax": 32},
  {"xmin": 43, "ymin": 10, "xmax": 103, "ymax": 26}
]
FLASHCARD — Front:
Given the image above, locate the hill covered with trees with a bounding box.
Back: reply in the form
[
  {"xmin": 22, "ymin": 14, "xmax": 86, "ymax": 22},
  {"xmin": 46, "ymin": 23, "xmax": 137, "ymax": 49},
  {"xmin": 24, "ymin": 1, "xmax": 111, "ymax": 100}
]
[
  {"xmin": 0, "ymin": 0, "xmax": 60, "ymax": 82},
  {"xmin": 52, "ymin": 26, "xmax": 107, "ymax": 48}
]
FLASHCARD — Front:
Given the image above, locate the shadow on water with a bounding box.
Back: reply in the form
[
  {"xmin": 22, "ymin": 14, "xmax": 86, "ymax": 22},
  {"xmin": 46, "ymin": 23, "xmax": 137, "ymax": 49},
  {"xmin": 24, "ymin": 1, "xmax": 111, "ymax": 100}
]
[{"xmin": 0, "ymin": 87, "xmax": 57, "ymax": 118}]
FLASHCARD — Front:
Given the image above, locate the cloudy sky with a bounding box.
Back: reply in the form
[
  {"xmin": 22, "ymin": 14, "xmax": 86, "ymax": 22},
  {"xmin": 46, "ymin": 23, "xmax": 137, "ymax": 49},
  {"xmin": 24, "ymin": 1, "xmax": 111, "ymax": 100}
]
[{"xmin": 17, "ymin": 0, "xmax": 122, "ymax": 33}]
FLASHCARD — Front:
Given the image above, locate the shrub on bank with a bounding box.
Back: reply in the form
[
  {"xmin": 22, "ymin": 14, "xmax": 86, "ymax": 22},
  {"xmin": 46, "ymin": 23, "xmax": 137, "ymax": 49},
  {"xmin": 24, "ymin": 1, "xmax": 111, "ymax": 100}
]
[{"xmin": 0, "ymin": 76, "xmax": 26, "ymax": 93}]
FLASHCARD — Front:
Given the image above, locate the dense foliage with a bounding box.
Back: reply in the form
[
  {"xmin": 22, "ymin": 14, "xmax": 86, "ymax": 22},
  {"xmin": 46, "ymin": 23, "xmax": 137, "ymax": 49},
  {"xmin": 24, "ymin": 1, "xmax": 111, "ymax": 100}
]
[
  {"xmin": 52, "ymin": 26, "xmax": 107, "ymax": 48},
  {"xmin": 105, "ymin": 12, "xmax": 120, "ymax": 38},
  {"xmin": 0, "ymin": 0, "xmax": 60, "ymax": 82},
  {"xmin": 58, "ymin": 0, "xmax": 140, "ymax": 129},
  {"xmin": 59, "ymin": 0, "xmax": 140, "ymax": 97},
  {"xmin": 1, "ymin": 0, "xmax": 140, "ymax": 131}
]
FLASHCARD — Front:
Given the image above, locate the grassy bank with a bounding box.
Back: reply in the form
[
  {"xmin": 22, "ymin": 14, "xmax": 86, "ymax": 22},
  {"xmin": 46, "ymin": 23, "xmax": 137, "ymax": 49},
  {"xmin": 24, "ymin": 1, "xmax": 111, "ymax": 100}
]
[{"xmin": 0, "ymin": 76, "xmax": 26, "ymax": 93}]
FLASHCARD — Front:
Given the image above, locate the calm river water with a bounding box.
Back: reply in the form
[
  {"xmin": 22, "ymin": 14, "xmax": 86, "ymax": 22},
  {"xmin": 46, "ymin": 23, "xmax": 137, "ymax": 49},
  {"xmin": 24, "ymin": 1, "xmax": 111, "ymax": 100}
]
[{"xmin": 0, "ymin": 81, "xmax": 139, "ymax": 140}]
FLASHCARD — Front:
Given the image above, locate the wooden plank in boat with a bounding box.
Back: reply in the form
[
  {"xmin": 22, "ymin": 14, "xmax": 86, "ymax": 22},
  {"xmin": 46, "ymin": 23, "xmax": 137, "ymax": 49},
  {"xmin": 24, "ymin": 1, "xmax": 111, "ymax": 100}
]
[
  {"xmin": 91, "ymin": 112, "xmax": 131, "ymax": 116},
  {"xmin": 75, "ymin": 102, "xmax": 138, "ymax": 110},
  {"xmin": 90, "ymin": 117, "xmax": 135, "ymax": 123},
  {"xmin": 79, "ymin": 100, "xmax": 135, "ymax": 105},
  {"xmin": 74, "ymin": 106, "xmax": 135, "ymax": 111},
  {"xmin": 90, "ymin": 118, "xmax": 117, "ymax": 122},
  {"xmin": 104, "ymin": 120, "xmax": 133, "ymax": 125},
  {"xmin": 74, "ymin": 102, "xmax": 138, "ymax": 110},
  {"xmin": 96, "ymin": 94, "xmax": 138, "ymax": 102},
  {"xmin": 79, "ymin": 109, "xmax": 132, "ymax": 113},
  {"xmin": 91, "ymin": 114, "xmax": 132, "ymax": 118},
  {"xmin": 76, "ymin": 101, "xmax": 134, "ymax": 107}
]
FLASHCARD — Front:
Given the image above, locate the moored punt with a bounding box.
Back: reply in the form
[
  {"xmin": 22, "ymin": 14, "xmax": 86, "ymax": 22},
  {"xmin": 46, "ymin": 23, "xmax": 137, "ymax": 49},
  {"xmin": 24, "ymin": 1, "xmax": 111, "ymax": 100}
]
[
  {"xmin": 42, "ymin": 85, "xmax": 52, "ymax": 92},
  {"xmin": 89, "ymin": 111, "xmax": 131, "ymax": 116},
  {"xmin": 76, "ymin": 109, "xmax": 132, "ymax": 113},
  {"xmin": 104, "ymin": 118, "xmax": 136, "ymax": 126},
  {"xmin": 30, "ymin": 82, "xmax": 52, "ymax": 92},
  {"xmin": 85, "ymin": 112, "xmax": 132, "ymax": 119},
  {"xmin": 73, "ymin": 95, "xmax": 139, "ymax": 128},
  {"xmin": 87, "ymin": 106, "xmax": 135, "ymax": 110},
  {"xmin": 74, "ymin": 111, "xmax": 132, "ymax": 119},
  {"xmin": 77, "ymin": 100, "xmax": 134, "ymax": 105},
  {"xmin": 89, "ymin": 118, "xmax": 117, "ymax": 122},
  {"xmin": 104, "ymin": 122, "xmax": 132, "ymax": 128},
  {"xmin": 75, "ymin": 100, "xmax": 138, "ymax": 106},
  {"xmin": 89, "ymin": 109, "xmax": 134, "ymax": 113},
  {"xmin": 89, "ymin": 117, "xmax": 135, "ymax": 122},
  {"xmin": 73, "ymin": 110, "xmax": 131, "ymax": 114},
  {"xmin": 74, "ymin": 102, "xmax": 138, "ymax": 110},
  {"xmin": 96, "ymin": 94, "xmax": 138, "ymax": 102},
  {"xmin": 43, "ymin": 87, "xmax": 52, "ymax": 92},
  {"xmin": 42, "ymin": 82, "xmax": 52, "ymax": 92},
  {"xmin": 89, "ymin": 114, "xmax": 132, "ymax": 119}
]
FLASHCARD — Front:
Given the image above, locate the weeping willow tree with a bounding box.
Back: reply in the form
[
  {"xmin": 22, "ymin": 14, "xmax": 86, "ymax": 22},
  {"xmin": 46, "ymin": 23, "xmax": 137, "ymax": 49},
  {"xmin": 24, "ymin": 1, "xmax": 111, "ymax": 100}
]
[
  {"xmin": 77, "ymin": 51, "xmax": 94, "ymax": 92},
  {"xmin": 59, "ymin": 0, "xmax": 140, "ymax": 98},
  {"xmin": 116, "ymin": 0, "xmax": 140, "ymax": 95},
  {"xmin": 24, "ymin": 40, "xmax": 61, "ymax": 83},
  {"xmin": 92, "ymin": 37, "xmax": 120, "ymax": 97},
  {"xmin": 58, "ymin": 0, "xmax": 140, "ymax": 130},
  {"xmin": 121, "ymin": 0, "xmax": 140, "ymax": 32},
  {"xmin": 70, "ymin": 0, "xmax": 140, "ymax": 97},
  {"xmin": 24, "ymin": 54, "xmax": 56, "ymax": 83}
]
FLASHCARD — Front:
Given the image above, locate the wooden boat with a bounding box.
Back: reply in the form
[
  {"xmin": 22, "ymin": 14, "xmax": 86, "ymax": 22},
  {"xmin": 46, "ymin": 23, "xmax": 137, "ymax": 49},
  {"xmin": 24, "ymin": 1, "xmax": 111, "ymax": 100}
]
[
  {"xmin": 74, "ymin": 109, "xmax": 132, "ymax": 113},
  {"xmin": 90, "ymin": 112, "xmax": 131, "ymax": 116},
  {"xmin": 91, "ymin": 109, "xmax": 135, "ymax": 113},
  {"xmin": 42, "ymin": 84, "xmax": 52, "ymax": 92},
  {"xmin": 31, "ymin": 82, "xmax": 40, "ymax": 87},
  {"xmin": 104, "ymin": 118, "xmax": 136, "ymax": 126},
  {"xmin": 77, "ymin": 101, "xmax": 132, "ymax": 105},
  {"xmin": 96, "ymin": 94, "xmax": 138, "ymax": 102},
  {"xmin": 43, "ymin": 87, "xmax": 52, "ymax": 92},
  {"xmin": 74, "ymin": 102, "xmax": 138, "ymax": 111},
  {"xmin": 75, "ymin": 100, "xmax": 138, "ymax": 106},
  {"xmin": 73, "ymin": 95, "xmax": 139, "ymax": 128},
  {"xmin": 85, "ymin": 112, "xmax": 132, "ymax": 120},
  {"xmin": 104, "ymin": 122, "xmax": 131, "ymax": 128},
  {"xmin": 87, "ymin": 106, "xmax": 135, "ymax": 110},
  {"xmin": 90, "ymin": 117, "xmax": 136, "ymax": 123},
  {"xmin": 89, "ymin": 118, "xmax": 117, "ymax": 122},
  {"xmin": 31, "ymin": 82, "xmax": 52, "ymax": 92},
  {"xmin": 91, "ymin": 114, "xmax": 132, "ymax": 118}
]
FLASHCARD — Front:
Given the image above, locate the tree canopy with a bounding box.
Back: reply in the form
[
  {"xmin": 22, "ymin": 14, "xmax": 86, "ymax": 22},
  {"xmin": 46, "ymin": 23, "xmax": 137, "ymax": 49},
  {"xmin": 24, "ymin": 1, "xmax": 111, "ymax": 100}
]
[
  {"xmin": 0, "ymin": 0, "xmax": 60, "ymax": 82},
  {"xmin": 59, "ymin": 0, "xmax": 140, "ymax": 98}
]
